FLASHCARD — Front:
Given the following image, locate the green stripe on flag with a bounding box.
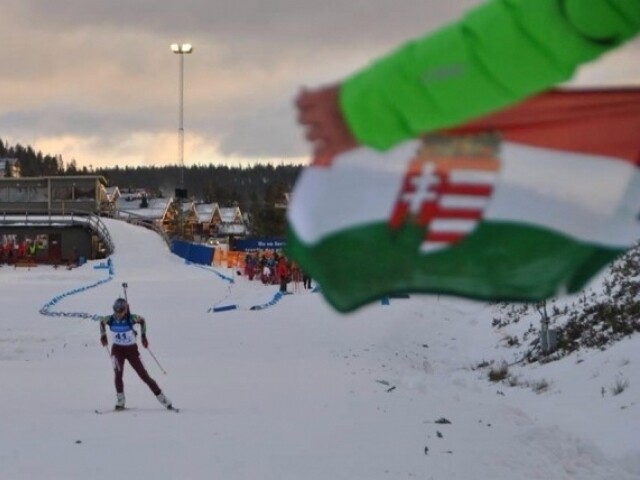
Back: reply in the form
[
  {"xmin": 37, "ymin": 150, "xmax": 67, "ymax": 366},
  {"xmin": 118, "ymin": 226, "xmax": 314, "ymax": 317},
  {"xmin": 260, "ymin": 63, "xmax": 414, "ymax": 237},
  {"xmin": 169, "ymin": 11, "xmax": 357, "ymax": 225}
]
[{"xmin": 286, "ymin": 221, "xmax": 621, "ymax": 313}]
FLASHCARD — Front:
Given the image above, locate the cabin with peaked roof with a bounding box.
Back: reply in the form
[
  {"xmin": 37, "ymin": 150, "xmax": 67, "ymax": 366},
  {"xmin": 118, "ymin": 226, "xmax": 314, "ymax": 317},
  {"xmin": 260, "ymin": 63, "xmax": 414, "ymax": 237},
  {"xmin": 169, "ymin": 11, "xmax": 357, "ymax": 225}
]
[
  {"xmin": 100, "ymin": 186, "xmax": 121, "ymax": 215},
  {"xmin": 216, "ymin": 206, "xmax": 247, "ymax": 240},
  {"xmin": 219, "ymin": 206, "xmax": 243, "ymax": 224},
  {"xmin": 180, "ymin": 201, "xmax": 199, "ymax": 240},
  {"xmin": 194, "ymin": 202, "xmax": 222, "ymax": 239},
  {"xmin": 117, "ymin": 196, "xmax": 175, "ymax": 232},
  {"xmin": 117, "ymin": 197, "xmax": 202, "ymax": 240},
  {"xmin": 105, "ymin": 186, "xmax": 121, "ymax": 203}
]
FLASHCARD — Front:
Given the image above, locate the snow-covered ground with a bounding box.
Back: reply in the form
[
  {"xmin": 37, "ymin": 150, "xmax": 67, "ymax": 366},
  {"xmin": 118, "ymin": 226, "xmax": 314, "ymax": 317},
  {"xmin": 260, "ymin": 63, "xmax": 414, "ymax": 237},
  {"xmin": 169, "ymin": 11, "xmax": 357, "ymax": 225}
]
[{"xmin": 1, "ymin": 218, "xmax": 638, "ymax": 480}]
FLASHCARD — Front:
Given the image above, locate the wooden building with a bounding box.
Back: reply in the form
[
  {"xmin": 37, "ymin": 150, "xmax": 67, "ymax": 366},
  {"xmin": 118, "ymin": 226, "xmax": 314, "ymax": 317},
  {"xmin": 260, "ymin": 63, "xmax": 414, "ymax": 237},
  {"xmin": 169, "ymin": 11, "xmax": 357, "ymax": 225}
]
[{"xmin": 0, "ymin": 176, "xmax": 114, "ymax": 265}]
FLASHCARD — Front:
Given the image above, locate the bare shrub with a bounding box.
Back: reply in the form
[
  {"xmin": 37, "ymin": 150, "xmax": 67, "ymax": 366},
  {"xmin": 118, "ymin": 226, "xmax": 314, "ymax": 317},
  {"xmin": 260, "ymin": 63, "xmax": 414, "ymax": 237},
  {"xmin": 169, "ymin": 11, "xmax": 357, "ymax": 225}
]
[
  {"xmin": 610, "ymin": 376, "xmax": 629, "ymax": 396},
  {"xmin": 488, "ymin": 362, "xmax": 509, "ymax": 382}
]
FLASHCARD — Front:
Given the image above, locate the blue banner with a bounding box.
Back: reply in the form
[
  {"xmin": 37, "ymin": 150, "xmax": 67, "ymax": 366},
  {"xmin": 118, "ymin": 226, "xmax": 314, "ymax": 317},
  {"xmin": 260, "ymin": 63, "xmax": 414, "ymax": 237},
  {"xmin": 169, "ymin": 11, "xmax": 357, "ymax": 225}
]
[{"xmin": 232, "ymin": 237, "xmax": 286, "ymax": 252}]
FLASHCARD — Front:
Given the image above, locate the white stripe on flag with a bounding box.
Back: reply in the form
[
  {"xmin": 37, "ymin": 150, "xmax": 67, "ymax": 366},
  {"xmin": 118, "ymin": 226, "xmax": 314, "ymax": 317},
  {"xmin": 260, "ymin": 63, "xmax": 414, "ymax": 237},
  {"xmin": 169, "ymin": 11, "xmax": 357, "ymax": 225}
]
[
  {"xmin": 429, "ymin": 219, "xmax": 478, "ymax": 233},
  {"xmin": 289, "ymin": 140, "xmax": 640, "ymax": 248},
  {"xmin": 419, "ymin": 241, "xmax": 449, "ymax": 253},
  {"xmin": 449, "ymin": 170, "xmax": 497, "ymax": 185},
  {"xmin": 439, "ymin": 194, "xmax": 491, "ymax": 209},
  {"xmin": 288, "ymin": 141, "xmax": 420, "ymax": 244},
  {"xmin": 486, "ymin": 144, "xmax": 640, "ymax": 246}
]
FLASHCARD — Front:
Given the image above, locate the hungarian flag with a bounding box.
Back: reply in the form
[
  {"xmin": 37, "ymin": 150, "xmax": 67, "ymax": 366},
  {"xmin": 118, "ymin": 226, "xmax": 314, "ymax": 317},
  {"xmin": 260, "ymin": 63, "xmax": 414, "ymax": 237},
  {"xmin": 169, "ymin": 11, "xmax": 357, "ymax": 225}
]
[{"xmin": 286, "ymin": 89, "xmax": 640, "ymax": 312}]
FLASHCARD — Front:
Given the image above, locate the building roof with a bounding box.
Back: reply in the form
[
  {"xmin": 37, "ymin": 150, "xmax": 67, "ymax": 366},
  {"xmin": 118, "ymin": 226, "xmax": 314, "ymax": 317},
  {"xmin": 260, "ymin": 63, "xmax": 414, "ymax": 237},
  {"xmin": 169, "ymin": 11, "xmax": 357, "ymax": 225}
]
[
  {"xmin": 195, "ymin": 202, "xmax": 221, "ymax": 223},
  {"xmin": 219, "ymin": 206, "xmax": 242, "ymax": 223},
  {"xmin": 104, "ymin": 186, "xmax": 121, "ymax": 202},
  {"xmin": 118, "ymin": 197, "xmax": 173, "ymax": 220}
]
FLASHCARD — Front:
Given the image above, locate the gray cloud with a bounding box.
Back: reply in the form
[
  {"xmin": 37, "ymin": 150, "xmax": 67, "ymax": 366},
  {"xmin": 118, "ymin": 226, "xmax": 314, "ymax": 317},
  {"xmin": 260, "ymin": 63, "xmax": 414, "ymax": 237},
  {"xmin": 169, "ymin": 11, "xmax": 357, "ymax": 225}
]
[{"xmin": 0, "ymin": 0, "xmax": 638, "ymax": 167}]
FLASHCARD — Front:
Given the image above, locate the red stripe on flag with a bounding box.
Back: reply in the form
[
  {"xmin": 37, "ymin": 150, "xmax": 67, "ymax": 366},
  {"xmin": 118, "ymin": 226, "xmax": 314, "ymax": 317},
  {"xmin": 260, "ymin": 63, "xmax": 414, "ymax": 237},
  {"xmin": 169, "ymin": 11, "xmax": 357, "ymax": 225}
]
[
  {"xmin": 389, "ymin": 202, "xmax": 410, "ymax": 229},
  {"xmin": 418, "ymin": 201, "xmax": 439, "ymax": 224},
  {"xmin": 433, "ymin": 208, "xmax": 484, "ymax": 220},
  {"xmin": 433, "ymin": 184, "xmax": 494, "ymax": 197},
  {"xmin": 444, "ymin": 88, "xmax": 640, "ymax": 164}
]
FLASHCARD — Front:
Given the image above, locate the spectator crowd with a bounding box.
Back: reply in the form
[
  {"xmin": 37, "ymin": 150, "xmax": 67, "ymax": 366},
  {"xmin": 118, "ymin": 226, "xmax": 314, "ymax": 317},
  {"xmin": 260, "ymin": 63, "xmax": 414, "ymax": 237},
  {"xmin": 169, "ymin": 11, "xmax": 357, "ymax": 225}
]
[{"xmin": 242, "ymin": 251, "xmax": 313, "ymax": 293}]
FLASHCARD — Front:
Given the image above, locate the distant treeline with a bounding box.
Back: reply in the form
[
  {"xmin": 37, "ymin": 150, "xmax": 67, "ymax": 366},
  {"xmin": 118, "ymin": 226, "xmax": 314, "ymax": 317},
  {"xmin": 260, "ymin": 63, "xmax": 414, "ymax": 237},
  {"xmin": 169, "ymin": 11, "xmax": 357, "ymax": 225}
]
[
  {"xmin": 1, "ymin": 137, "xmax": 304, "ymax": 207},
  {"xmin": 1, "ymin": 138, "xmax": 64, "ymax": 176},
  {"xmin": 98, "ymin": 163, "xmax": 304, "ymax": 208},
  {"xmin": 1, "ymin": 137, "xmax": 304, "ymax": 236}
]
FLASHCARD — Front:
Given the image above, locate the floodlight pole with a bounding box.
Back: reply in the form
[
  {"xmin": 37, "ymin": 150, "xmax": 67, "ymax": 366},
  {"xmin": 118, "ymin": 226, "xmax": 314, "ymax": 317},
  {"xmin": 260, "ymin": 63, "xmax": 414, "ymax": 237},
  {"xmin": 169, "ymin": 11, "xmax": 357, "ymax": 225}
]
[{"xmin": 170, "ymin": 43, "xmax": 193, "ymax": 189}]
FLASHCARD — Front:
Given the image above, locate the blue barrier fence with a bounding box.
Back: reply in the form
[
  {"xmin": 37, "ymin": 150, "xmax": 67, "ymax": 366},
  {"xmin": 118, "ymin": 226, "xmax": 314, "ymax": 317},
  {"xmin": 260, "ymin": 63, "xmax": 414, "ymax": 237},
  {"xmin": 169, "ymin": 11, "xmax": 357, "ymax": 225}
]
[
  {"xmin": 189, "ymin": 262, "xmax": 234, "ymax": 283},
  {"xmin": 249, "ymin": 291, "xmax": 289, "ymax": 311},
  {"xmin": 171, "ymin": 240, "xmax": 215, "ymax": 265},
  {"xmin": 40, "ymin": 260, "xmax": 114, "ymax": 320},
  {"xmin": 39, "ymin": 252, "xmax": 294, "ymax": 318}
]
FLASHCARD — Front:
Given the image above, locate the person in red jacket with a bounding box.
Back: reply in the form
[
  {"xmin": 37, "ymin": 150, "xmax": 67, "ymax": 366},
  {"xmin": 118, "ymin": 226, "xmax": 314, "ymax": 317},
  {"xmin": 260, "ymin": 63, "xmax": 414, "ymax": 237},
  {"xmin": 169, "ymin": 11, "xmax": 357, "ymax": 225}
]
[
  {"xmin": 6, "ymin": 240, "xmax": 14, "ymax": 264},
  {"xmin": 17, "ymin": 241, "xmax": 26, "ymax": 260},
  {"xmin": 276, "ymin": 256, "xmax": 289, "ymax": 293}
]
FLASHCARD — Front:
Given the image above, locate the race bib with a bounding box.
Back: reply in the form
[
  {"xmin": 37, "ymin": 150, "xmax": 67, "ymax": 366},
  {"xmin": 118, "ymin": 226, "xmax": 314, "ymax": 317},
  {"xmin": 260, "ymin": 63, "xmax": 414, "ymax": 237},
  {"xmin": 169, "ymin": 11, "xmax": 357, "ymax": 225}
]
[{"xmin": 112, "ymin": 330, "xmax": 137, "ymax": 346}]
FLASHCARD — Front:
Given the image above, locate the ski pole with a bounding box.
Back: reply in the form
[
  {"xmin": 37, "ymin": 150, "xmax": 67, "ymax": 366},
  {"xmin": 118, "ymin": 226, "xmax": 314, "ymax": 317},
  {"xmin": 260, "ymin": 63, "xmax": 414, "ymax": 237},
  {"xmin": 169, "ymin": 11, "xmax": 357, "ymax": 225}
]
[
  {"xmin": 121, "ymin": 280, "xmax": 135, "ymax": 325},
  {"xmin": 105, "ymin": 344, "xmax": 119, "ymax": 371},
  {"xmin": 122, "ymin": 281, "xmax": 165, "ymax": 374},
  {"xmin": 147, "ymin": 348, "xmax": 167, "ymax": 375}
]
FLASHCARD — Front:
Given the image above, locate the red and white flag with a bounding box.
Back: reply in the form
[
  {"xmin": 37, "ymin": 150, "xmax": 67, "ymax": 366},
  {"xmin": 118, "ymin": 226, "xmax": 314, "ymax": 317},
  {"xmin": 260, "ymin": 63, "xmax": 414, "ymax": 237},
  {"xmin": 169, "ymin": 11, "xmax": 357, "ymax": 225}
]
[{"xmin": 287, "ymin": 89, "xmax": 640, "ymax": 312}]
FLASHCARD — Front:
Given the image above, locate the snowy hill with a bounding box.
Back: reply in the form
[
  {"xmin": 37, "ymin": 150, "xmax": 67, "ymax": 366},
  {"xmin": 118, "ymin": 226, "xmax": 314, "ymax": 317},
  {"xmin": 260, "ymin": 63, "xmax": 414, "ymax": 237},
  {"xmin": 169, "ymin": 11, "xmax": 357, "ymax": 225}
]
[{"xmin": 0, "ymin": 218, "xmax": 638, "ymax": 480}]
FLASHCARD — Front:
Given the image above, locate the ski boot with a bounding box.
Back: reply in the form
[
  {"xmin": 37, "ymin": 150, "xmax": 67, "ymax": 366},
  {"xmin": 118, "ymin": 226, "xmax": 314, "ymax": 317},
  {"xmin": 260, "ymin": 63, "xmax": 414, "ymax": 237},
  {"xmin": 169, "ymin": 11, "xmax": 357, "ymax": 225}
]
[
  {"xmin": 115, "ymin": 392, "xmax": 125, "ymax": 410},
  {"xmin": 156, "ymin": 392, "xmax": 173, "ymax": 410}
]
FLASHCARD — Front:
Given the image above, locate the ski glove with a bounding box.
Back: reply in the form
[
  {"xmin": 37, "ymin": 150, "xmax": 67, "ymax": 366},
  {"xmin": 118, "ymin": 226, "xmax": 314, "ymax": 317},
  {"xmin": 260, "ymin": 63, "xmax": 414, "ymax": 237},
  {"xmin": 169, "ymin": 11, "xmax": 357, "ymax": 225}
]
[
  {"xmin": 141, "ymin": 335, "xmax": 149, "ymax": 349},
  {"xmin": 100, "ymin": 335, "xmax": 108, "ymax": 347}
]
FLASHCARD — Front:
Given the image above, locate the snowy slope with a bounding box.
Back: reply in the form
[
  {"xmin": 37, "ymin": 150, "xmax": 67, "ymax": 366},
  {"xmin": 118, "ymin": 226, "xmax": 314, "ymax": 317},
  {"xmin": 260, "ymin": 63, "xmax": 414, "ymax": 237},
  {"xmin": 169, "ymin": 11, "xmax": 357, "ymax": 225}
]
[{"xmin": 0, "ymin": 218, "xmax": 638, "ymax": 480}]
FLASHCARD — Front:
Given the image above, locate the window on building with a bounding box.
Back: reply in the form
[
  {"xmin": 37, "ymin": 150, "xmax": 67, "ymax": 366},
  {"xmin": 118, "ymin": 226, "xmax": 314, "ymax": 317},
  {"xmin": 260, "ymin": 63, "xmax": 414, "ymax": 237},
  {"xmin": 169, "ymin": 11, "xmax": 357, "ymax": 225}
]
[
  {"xmin": 52, "ymin": 186, "xmax": 73, "ymax": 201},
  {"xmin": 73, "ymin": 185, "xmax": 95, "ymax": 201},
  {"xmin": 8, "ymin": 185, "xmax": 29, "ymax": 202},
  {"xmin": 28, "ymin": 182, "xmax": 48, "ymax": 201}
]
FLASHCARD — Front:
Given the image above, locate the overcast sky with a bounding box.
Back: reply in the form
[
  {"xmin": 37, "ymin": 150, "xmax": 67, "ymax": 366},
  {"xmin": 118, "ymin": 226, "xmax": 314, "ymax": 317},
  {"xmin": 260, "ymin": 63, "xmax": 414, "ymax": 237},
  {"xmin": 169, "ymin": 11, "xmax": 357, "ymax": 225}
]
[{"xmin": 0, "ymin": 0, "xmax": 638, "ymax": 171}]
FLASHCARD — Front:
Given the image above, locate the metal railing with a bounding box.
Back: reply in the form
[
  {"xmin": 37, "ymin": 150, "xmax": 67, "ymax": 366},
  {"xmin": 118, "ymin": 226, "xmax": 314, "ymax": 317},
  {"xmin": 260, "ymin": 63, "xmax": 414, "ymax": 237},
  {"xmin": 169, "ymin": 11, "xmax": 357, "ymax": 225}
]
[{"xmin": 107, "ymin": 209, "xmax": 172, "ymax": 248}]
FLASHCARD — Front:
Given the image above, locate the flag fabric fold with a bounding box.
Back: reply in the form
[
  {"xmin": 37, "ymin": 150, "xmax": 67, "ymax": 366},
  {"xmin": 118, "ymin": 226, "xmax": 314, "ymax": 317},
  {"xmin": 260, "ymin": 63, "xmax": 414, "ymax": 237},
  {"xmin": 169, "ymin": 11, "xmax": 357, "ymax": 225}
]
[{"xmin": 286, "ymin": 89, "xmax": 640, "ymax": 312}]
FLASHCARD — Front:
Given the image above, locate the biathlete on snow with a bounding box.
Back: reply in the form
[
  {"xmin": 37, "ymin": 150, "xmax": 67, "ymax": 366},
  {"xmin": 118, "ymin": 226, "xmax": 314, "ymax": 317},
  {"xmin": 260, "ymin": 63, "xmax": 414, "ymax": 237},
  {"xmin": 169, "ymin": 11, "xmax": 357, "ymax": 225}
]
[{"xmin": 99, "ymin": 297, "xmax": 173, "ymax": 411}]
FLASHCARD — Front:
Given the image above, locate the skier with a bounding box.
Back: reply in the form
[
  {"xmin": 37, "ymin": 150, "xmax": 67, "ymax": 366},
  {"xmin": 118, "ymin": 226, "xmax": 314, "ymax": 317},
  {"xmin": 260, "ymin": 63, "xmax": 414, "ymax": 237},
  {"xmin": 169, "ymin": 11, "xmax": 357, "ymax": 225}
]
[{"xmin": 99, "ymin": 297, "xmax": 173, "ymax": 410}]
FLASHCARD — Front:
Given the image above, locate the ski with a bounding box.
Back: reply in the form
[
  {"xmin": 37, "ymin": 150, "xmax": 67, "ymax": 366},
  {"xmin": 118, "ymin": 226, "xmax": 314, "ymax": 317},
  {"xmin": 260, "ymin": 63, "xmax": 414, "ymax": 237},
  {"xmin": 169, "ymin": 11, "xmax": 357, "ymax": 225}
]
[
  {"xmin": 94, "ymin": 406, "xmax": 180, "ymax": 414},
  {"xmin": 94, "ymin": 407, "xmax": 135, "ymax": 414}
]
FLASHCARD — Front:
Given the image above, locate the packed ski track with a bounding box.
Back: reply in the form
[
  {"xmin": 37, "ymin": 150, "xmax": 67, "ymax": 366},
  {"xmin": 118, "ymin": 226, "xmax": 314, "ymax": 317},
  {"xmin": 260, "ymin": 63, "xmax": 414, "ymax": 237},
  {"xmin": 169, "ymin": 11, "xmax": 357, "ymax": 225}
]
[{"xmin": 0, "ymin": 218, "xmax": 638, "ymax": 480}]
